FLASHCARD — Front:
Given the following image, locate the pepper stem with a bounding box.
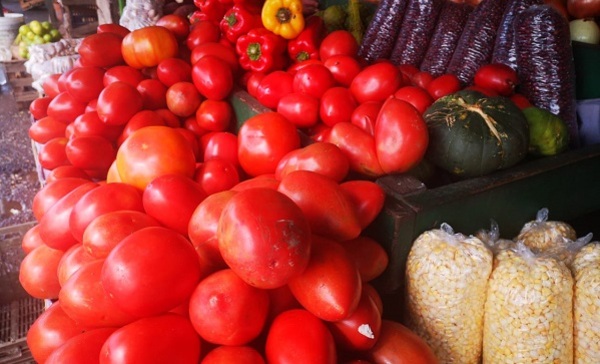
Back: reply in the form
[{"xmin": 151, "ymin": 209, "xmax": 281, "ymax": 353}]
[
  {"xmin": 226, "ymin": 13, "xmax": 238, "ymax": 27},
  {"xmin": 247, "ymin": 42, "xmax": 262, "ymax": 61},
  {"xmin": 276, "ymin": 7, "xmax": 292, "ymax": 24}
]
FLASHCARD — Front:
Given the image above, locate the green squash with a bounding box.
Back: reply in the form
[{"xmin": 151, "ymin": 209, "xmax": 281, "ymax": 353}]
[
  {"xmin": 424, "ymin": 90, "xmax": 530, "ymax": 178},
  {"xmin": 522, "ymin": 106, "xmax": 569, "ymax": 157}
]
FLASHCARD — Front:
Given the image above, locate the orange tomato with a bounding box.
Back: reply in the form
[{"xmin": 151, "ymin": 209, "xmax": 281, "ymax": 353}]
[{"xmin": 121, "ymin": 26, "xmax": 179, "ymax": 69}]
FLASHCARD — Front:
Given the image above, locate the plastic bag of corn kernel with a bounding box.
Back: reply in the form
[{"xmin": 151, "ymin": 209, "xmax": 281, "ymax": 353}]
[
  {"xmin": 476, "ymin": 220, "xmax": 515, "ymax": 254},
  {"xmin": 406, "ymin": 223, "xmax": 493, "ymax": 364},
  {"xmin": 483, "ymin": 241, "xmax": 574, "ymax": 363},
  {"xmin": 571, "ymin": 242, "xmax": 600, "ymax": 364},
  {"xmin": 516, "ymin": 208, "xmax": 577, "ymax": 253}
]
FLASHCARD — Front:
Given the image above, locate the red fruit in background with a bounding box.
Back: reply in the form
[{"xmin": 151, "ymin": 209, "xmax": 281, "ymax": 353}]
[
  {"xmin": 319, "ymin": 30, "xmax": 359, "ymax": 61},
  {"xmin": 326, "ymin": 121, "xmax": 384, "ymax": 178},
  {"xmin": 117, "ymin": 110, "xmax": 166, "ymax": 146},
  {"xmin": 156, "ymin": 14, "xmax": 190, "ymax": 41},
  {"xmin": 341, "ymin": 236, "xmax": 389, "ymax": 282},
  {"xmin": 194, "ymin": 158, "xmax": 240, "ymax": 195},
  {"xmin": 45, "ymin": 328, "xmax": 116, "ymax": 364},
  {"xmin": 29, "ymin": 116, "xmax": 68, "ymax": 144},
  {"xmin": 292, "ymin": 64, "xmax": 336, "ymax": 99},
  {"xmin": 157, "ymin": 57, "xmax": 193, "ymax": 87},
  {"xmin": 56, "ymin": 244, "xmax": 97, "ymax": 287},
  {"xmin": 201, "ymin": 346, "xmax": 265, "ymax": 364},
  {"xmin": 22, "ymin": 224, "xmax": 45, "ymax": 254},
  {"xmin": 350, "ymin": 62, "xmax": 403, "ymax": 104},
  {"xmin": 65, "ymin": 135, "xmax": 116, "ymax": 177},
  {"xmin": 38, "ymin": 137, "xmax": 70, "ymax": 170},
  {"xmin": 393, "ymin": 86, "xmax": 434, "ymax": 114},
  {"xmin": 426, "ymin": 74, "xmax": 461, "ymax": 100},
  {"xmin": 323, "ymin": 54, "xmax": 362, "ymax": 87},
  {"xmin": 196, "ymin": 99, "xmax": 233, "ymax": 132},
  {"xmin": 192, "ymin": 56, "xmax": 234, "ymax": 101},
  {"xmin": 275, "ymin": 141, "xmax": 350, "ymax": 182},
  {"xmin": 186, "ymin": 20, "xmax": 221, "ymax": 50},
  {"xmin": 340, "ymin": 180, "xmax": 385, "ymax": 230},
  {"xmin": 72, "ymin": 112, "xmax": 124, "ymax": 141},
  {"xmin": 29, "ymin": 96, "xmax": 52, "ymax": 120},
  {"xmin": 79, "ymin": 32, "xmax": 124, "ymax": 68},
  {"xmin": 47, "ymin": 92, "xmax": 87, "ymax": 124},
  {"xmin": 32, "ymin": 177, "xmax": 92, "ymax": 221},
  {"xmin": 137, "ymin": 79, "xmax": 168, "ymax": 110},
  {"xmin": 166, "ymin": 81, "xmax": 203, "ymax": 117},
  {"xmin": 473, "ymin": 63, "xmax": 519, "ymax": 96},
  {"xmin": 103, "ymin": 65, "xmax": 144, "ymax": 87},
  {"xmin": 97, "ymin": 23, "xmax": 130, "ymax": 37}
]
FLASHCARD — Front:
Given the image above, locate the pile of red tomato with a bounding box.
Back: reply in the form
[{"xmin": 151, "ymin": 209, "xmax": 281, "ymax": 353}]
[{"xmin": 20, "ymin": 5, "xmax": 442, "ymax": 364}]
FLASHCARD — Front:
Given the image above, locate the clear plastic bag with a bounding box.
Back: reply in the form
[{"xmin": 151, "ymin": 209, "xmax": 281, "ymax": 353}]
[{"xmin": 119, "ymin": 0, "xmax": 165, "ymax": 31}]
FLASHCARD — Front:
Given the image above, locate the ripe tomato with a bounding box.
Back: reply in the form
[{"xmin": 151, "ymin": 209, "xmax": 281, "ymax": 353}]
[
  {"xmin": 29, "ymin": 96, "xmax": 52, "ymax": 120},
  {"xmin": 21, "ymin": 224, "xmax": 44, "ymax": 254},
  {"xmin": 45, "ymin": 328, "xmax": 116, "ymax": 364},
  {"xmin": 99, "ymin": 314, "xmax": 201, "ymax": 363},
  {"xmin": 188, "ymin": 269, "xmax": 270, "ymax": 345},
  {"xmin": 190, "ymin": 42, "xmax": 239, "ymax": 73},
  {"xmin": 97, "ymin": 23, "xmax": 130, "ymax": 37},
  {"xmin": 101, "ymin": 227, "xmax": 201, "ymax": 317},
  {"xmin": 276, "ymin": 92, "xmax": 320, "ymax": 128},
  {"xmin": 157, "ymin": 57, "xmax": 192, "ymax": 87},
  {"xmin": 60, "ymin": 260, "xmax": 138, "ymax": 328},
  {"xmin": 366, "ymin": 320, "xmax": 439, "ymax": 364},
  {"xmin": 72, "ymin": 112, "xmax": 124, "ymax": 141},
  {"xmin": 319, "ymin": 30, "xmax": 359, "ymax": 61},
  {"xmin": 217, "ymin": 188, "xmax": 312, "ymax": 289},
  {"xmin": 194, "ymin": 158, "xmax": 240, "ymax": 195},
  {"xmin": 292, "ymin": 64, "xmax": 336, "ymax": 99},
  {"xmin": 192, "ymin": 55, "xmax": 234, "ymax": 100},
  {"xmin": 323, "ymin": 55, "xmax": 362, "ymax": 87},
  {"xmin": 29, "ymin": 116, "xmax": 68, "ymax": 144},
  {"xmin": 267, "ymin": 285, "xmax": 302, "ymax": 322},
  {"xmin": 326, "ymin": 122, "xmax": 384, "ymax": 177},
  {"xmin": 42, "ymin": 73, "xmax": 62, "ymax": 98},
  {"xmin": 237, "ymin": 112, "xmax": 301, "ymax": 177},
  {"xmin": 103, "ymin": 65, "xmax": 144, "ymax": 87},
  {"xmin": 275, "ymin": 141, "xmax": 349, "ymax": 182},
  {"xmin": 27, "ymin": 302, "xmax": 87, "ymax": 364},
  {"xmin": 117, "ymin": 110, "xmax": 166, "ymax": 145},
  {"xmin": 186, "ymin": 20, "xmax": 221, "ymax": 50},
  {"xmin": 374, "ymin": 97, "xmax": 429, "ymax": 174},
  {"xmin": 78, "ymin": 32, "xmax": 124, "ymax": 68},
  {"xmin": 121, "ymin": 26, "xmax": 179, "ymax": 69},
  {"xmin": 156, "ymin": 14, "xmax": 190, "ymax": 41},
  {"xmin": 288, "ymin": 235, "xmax": 362, "ymax": 321},
  {"xmin": 201, "ymin": 346, "xmax": 265, "ymax": 364},
  {"xmin": 32, "ymin": 177, "xmax": 92, "ymax": 220},
  {"xmin": 69, "ymin": 182, "xmax": 144, "ymax": 243},
  {"xmin": 19, "ymin": 244, "xmax": 64, "ymax": 299},
  {"xmin": 320, "ymin": 87, "xmax": 357, "ymax": 126},
  {"xmin": 166, "ymin": 81, "xmax": 203, "ymax": 117},
  {"xmin": 328, "ymin": 290, "xmax": 382, "ymax": 351},
  {"xmin": 45, "ymin": 166, "xmax": 91, "ymax": 184},
  {"xmin": 473, "ymin": 63, "xmax": 519, "ymax": 96},
  {"xmin": 510, "ymin": 93, "xmax": 532, "ymax": 109},
  {"xmin": 245, "ymin": 71, "xmax": 266, "ymax": 97},
  {"xmin": 232, "ymin": 174, "xmax": 281, "ymax": 191},
  {"xmin": 341, "ymin": 236, "xmax": 389, "ymax": 282},
  {"xmin": 96, "ymin": 81, "xmax": 143, "ymax": 126},
  {"xmin": 255, "ymin": 70, "xmax": 294, "ymax": 109},
  {"xmin": 47, "ymin": 91, "xmax": 88, "ymax": 124},
  {"xmin": 278, "ymin": 170, "xmax": 361, "ymax": 241},
  {"xmin": 196, "ymin": 99, "xmax": 232, "ymax": 131},
  {"xmin": 116, "ymin": 125, "xmax": 197, "ymax": 190},
  {"xmin": 82, "ymin": 210, "xmax": 159, "ymax": 259},
  {"xmin": 65, "ymin": 135, "xmax": 117, "ymax": 177},
  {"xmin": 136, "ymin": 79, "xmax": 168, "ymax": 110},
  {"xmin": 410, "ymin": 71, "xmax": 434, "ymax": 89},
  {"xmin": 38, "ymin": 137, "xmax": 70, "ymax": 170},
  {"xmin": 350, "ymin": 101, "xmax": 382, "ymax": 136},
  {"xmin": 394, "ymin": 85, "xmax": 434, "ymax": 114},
  {"xmin": 426, "ymin": 74, "xmax": 461, "ymax": 100},
  {"xmin": 340, "ymin": 180, "xmax": 385, "ymax": 229},
  {"xmin": 65, "ymin": 66, "xmax": 107, "ymax": 105},
  {"xmin": 265, "ymin": 309, "xmax": 337, "ymax": 364},
  {"xmin": 56, "ymin": 244, "xmax": 98, "ymax": 286},
  {"xmin": 350, "ymin": 62, "xmax": 404, "ymax": 104},
  {"xmin": 202, "ymin": 131, "xmax": 239, "ymax": 166},
  {"xmin": 142, "ymin": 174, "xmax": 207, "ymax": 235}
]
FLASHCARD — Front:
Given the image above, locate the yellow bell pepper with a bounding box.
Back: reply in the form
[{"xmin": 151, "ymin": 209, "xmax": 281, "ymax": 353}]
[{"xmin": 261, "ymin": 0, "xmax": 305, "ymax": 40}]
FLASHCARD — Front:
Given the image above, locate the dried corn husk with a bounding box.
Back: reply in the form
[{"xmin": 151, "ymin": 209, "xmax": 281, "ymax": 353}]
[{"xmin": 406, "ymin": 223, "xmax": 493, "ymax": 363}]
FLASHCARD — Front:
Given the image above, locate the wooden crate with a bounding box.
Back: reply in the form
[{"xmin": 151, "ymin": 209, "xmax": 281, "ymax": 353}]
[
  {"xmin": 2, "ymin": 60, "xmax": 39, "ymax": 112},
  {"xmin": 19, "ymin": 0, "xmax": 45, "ymax": 11},
  {"xmin": 59, "ymin": 0, "xmax": 119, "ymax": 38}
]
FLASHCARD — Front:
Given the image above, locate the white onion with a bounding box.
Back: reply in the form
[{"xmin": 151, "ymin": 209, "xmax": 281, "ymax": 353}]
[{"xmin": 570, "ymin": 18, "xmax": 600, "ymax": 45}]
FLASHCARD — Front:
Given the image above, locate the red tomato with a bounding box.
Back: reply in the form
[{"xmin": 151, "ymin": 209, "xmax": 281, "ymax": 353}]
[
  {"xmin": 245, "ymin": 71, "xmax": 266, "ymax": 97},
  {"xmin": 121, "ymin": 26, "xmax": 179, "ymax": 69},
  {"xmin": 32, "ymin": 177, "xmax": 92, "ymax": 220},
  {"xmin": 265, "ymin": 309, "xmax": 337, "ymax": 364},
  {"xmin": 38, "ymin": 137, "xmax": 70, "ymax": 170},
  {"xmin": 45, "ymin": 328, "xmax": 116, "ymax": 364},
  {"xmin": 217, "ymin": 188, "xmax": 312, "ymax": 289},
  {"xmin": 426, "ymin": 74, "xmax": 461, "ymax": 100},
  {"xmin": 117, "ymin": 110, "xmax": 166, "ymax": 145},
  {"xmin": 350, "ymin": 62, "xmax": 403, "ymax": 104},
  {"xmin": 186, "ymin": 20, "xmax": 221, "ymax": 50},
  {"xmin": 275, "ymin": 141, "xmax": 349, "ymax": 182},
  {"xmin": 60, "ymin": 260, "xmax": 138, "ymax": 328},
  {"xmin": 42, "ymin": 73, "xmax": 62, "ymax": 98},
  {"xmin": 96, "ymin": 81, "xmax": 143, "ymax": 126},
  {"xmin": 237, "ymin": 112, "xmax": 301, "ymax": 177},
  {"xmin": 350, "ymin": 101, "xmax": 382, "ymax": 136},
  {"xmin": 82, "ymin": 210, "xmax": 159, "ymax": 259},
  {"xmin": 327, "ymin": 122, "xmax": 384, "ymax": 177},
  {"xmin": 116, "ymin": 126, "xmax": 197, "ymax": 190},
  {"xmin": 366, "ymin": 320, "xmax": 439, "ymax": 364},
  {"xmin": 69, "ymin": 182, "xmax": 144, "ymax": 243},
  {"xmin": 72, "ymin": 112, "xmax": 124, "ymax": 141},
  {"xmin": 319, "ymin": 30, "xmax": 359, "ymax": 61},
  {"xmin": 410, "ymin": 71, "xmax": 434, "ymax": 89},
  {"xmin": 45, "ymin": 166, "xmax": 91, "ymax": 184},
  {"xmin": 101, "ymin": 226, "xmax": 201, "ymax": 317},
  {"xmin": 267, "ymin": 284, "xmax": 302, "ymax": 322},
  {"xmin": 465, "ymin": 85, "xmax": 499, "ymax": 97},
  {"xmin": 166, "ymin": 81, "xmax": 202, "ymax": 117},
  {"xmin": 202, "ymin": 131, "xmax": 239, "ymax": 166},
  {"xmin": 136, "ymin": 79, "xmax": 168, "ymax": 110},
  {"xmin": 103, "ymin": 65, "xmax": 144, "ymax": 87},
  {"xmin": 99, "ymin": 314, "xmax": 201, "ymax": 363},
  {"xmin": 287, "ymin": 59, "xmax": 323, "ymax": 75},
  {"xmin": 278, "ymin": 170, "xmax": 361, "ymax": 241},
  {"xmin": 374, "ymin": 97, "xmax": 429, "ymax": 173},
  {"xmin": 394, "ymin": 85, "xmax": 434, "ymax": 114},
  {"xmin": 510, "ymin": 93, "xmax": 533, "ymax": 109},
  {"xmin": 201, "ymin": 346, "xmax": 265, "ymax": 364},
  {"xmin": 340, "ymin": 180, "xmax": 385, "ymax": 229},
  {"xmin": 157, "ymin": 57, "xmax": 192, "ymax": 87},
  {"xmin": 255, "ymin": 70, "xmax": 294, "ymax": 109},
  {"xmin": 29, "ymin": 116, "xmax": 68, "ymax": 144},
  {"xmin": 79, "ymin": 32, "xmax": 124, "ymax": 68},
  {"xmin": 38, "ymin": 182, "xmax": 98, "ymax": 251},
  {"xmin": 323, "ymin": 55, "xmax": 362, "ymax": 87},
  {"xmin": 19, "ymin": 244, "xmax": 64, "ymax": 299},
  {"xmin": 47, "ymin": 91, "xmax": 88, "ymax": 124},
  {"xmin": 29, "ymin": 96, "xmax": 52, "ymax": 120},
  {"xmin": 328, "ymin": 290, "xmax": 382, "ymax": 351},
  {"xmin": 27, "ymin": 302, "xmax": 87, "ymax": 364},
  {"xmin": 194, "ymin": 158, "xmax": 240, "ymax": 195},
  {"xmin": 21, "ymin": 224, "xmax": 44, "ymax": 254},
  {"xmin": 65, "ymin": 135, "xmax": 116, "ymax": 177},
  {"xmin": 276, "ymin": 92, "xmax": 320, "ymax": 128},
  {"xmin": 195, "ymin": 99, "xmax": 232, "ymax": 131},
  {"xmin": 288, "ymin": 235, "xmax": 362, "ymax": 321},
  {"xmin": 473, "ymin": 63, "xmax": 519, "ymax": 96},
  {"xmin": 320, "ymin": 87, "xmax": 357, "ymax": 126},
  {"xmin": 155, "ymin": 108, "xmax": 182, "ymax": 127},
  {"xmin": 190, "ymin": 42, "xmax": 239, "ymax": 73},
  {"xmin": 188, "ymin": 269, "xmax": 270, "ymax": 345},
  {"xmin": 97, "ymin": 23, "xmax": 130, "ymax": 37},
  {"xmin": 192, "ymin": 55, "xmax": 234, "ymax": 100},
  {"xmin": 156, "ymin": 14, "xmax": 190, "ymax": 41},
  {"xmin": 292, "ymin": 64, "xmax": 336, "ymax": 99},
  {"xmin": 363, "ymin": 283, "xmax": 383, "ymax": 315},
  {"xmin": 142, "ymin": 174, "xmax": 207, "ymax": 235},
  {"xmin": 176, "ymin": 127, "xmax": 202, "ymax": 160},
  {"xmin": 231, "ymin": 174, "xmax": 280, "ymax": 191},
  {"xmin": 341, "ymin": 236, "xmax": 389, "ymax": 282},
  {"xmin": 56, "ymin": 244, "xmax": 97, "ymax": 287}
]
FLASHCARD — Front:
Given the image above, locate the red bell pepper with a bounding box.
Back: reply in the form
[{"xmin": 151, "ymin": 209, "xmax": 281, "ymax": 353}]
[
  {"xmin": 236, "ymin": 28, "xmax": 288, "ymax": 73},
  {"xmin": 287, "ymin": 16, "xmax": 325, "ymax": 62},
  {"xmin": 220, "ymin": 5, "xmax": 261, "ymax": 43},
  {"xmin": 191, "ymin": 0, "xmax": 227, "ymax": 23}
]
